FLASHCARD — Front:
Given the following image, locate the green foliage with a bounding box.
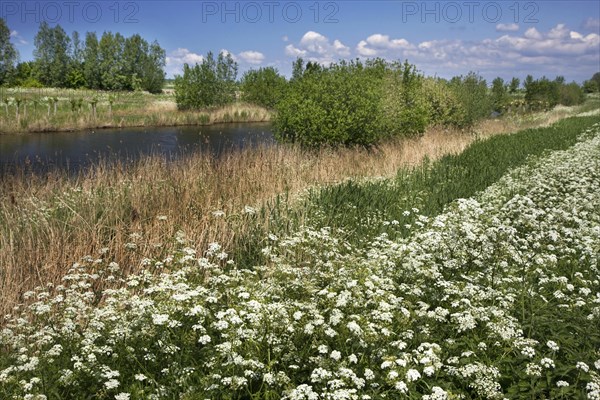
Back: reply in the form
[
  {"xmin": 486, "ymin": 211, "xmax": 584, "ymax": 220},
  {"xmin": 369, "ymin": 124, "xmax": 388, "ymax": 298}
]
[
  {"xmin": 240, "ymin": 67, "xmax": 287, "ymax": 109},
  {"xmin": 380, "ymin": 61, "xmax": 430, "ymax": 137},
  {"xmin": 174, "ymin": 51, "xmax": 239, "ymax": 110},
  {"xmin": 274, "ymin": 59, "xmax": 390, "ymax": 146},
  {"xmin": 421, "ymin": 78, "xmax": 464, "ymax": 127},
  {"xmin": 26, "ymin": 22, "xmax": 165, "ymax": 92},
  {"xmin": 491, "ymin": 77, "xmax": 509, "ymax": 112},
  {"xmin": 525, "ymin": 76, "xmax": 560, "ymax": 109},
  {"xmin": 33, "ymin": 22, "xmax": 71, "ymax": 88},
  {"xmin": 0, "ymin": 18, "xmax": 18, "ymax": 86},
  {"xmin": 509, "ymin": 77, "xmax": 520, "ymax": 93},
  {"xmin": 558, "ymin": 82, "xmax": 585, "ymax": 106},
  {"xmin": 525, "ymin": 76, "xmax": 586, "ymax": 109},
  {"xmin": 448, "ymin": 72, "xmax": 492, "ymax": 127}
]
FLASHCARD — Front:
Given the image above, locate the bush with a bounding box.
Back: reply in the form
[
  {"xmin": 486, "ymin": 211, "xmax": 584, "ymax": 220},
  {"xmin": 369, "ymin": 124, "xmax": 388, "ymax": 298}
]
[
  {"xmin": 380, "ymin": 61, "xmax": 430, "ymax": 137},
  {"xmin": 448, "ymin": 72, "xmax": 492, "ymax": 128},
  {"xmin": 273, "ymin": 59, "xmax": 388, "ymax": 146},
  {"xmin": 558, "ymin": 82, "xmax": 585, "ymax": 106},
  {"xmin": 421, "ymin": 78, "xmax": 464, "ymax": 127},
  {"xmin": 240, "ymin": 67, "xmax": 287, "ymax": 109},
  {"xmin": 525, "ymin": 76, "xmax": 559, "ymax": 110}
]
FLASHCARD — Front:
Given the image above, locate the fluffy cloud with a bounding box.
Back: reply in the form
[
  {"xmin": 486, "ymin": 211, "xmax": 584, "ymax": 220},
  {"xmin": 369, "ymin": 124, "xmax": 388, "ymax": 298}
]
[
  {"xmin": 496, "ymin": 23, "xmax": 519, "ymax": 32},
  {"xmin": 356, "ymin": 34, "xmax": 413, "ymax": 56},
  {"xmin": 238, "ymin": 50, "xmax": 265, "ymax": 65},
  {"xmin": 285, "ymin": 31, "xmax": 350, "ymax": 64},
  {"xmin": 166, "ymin": 48, "xmax": 204, "ymax": 76},
  {"xmin": 352, "ymin": 24, "xmax": 599, "ymax": 80}
]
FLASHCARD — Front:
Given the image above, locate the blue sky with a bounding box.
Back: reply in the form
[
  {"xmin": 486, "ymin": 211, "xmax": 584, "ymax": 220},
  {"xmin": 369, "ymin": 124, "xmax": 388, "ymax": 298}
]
[{"xmin": 3, "ymin": 1, "xmax": 599, "ymax": 82}]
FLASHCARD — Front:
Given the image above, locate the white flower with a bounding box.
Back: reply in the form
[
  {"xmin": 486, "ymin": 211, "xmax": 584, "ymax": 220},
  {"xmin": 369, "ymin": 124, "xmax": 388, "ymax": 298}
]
[
  {"xmin": 104, "ymin": 379, "xmax": 120, "ymax": 389},
  {"xmin": 212, "ymin": 210, "xmax": 225, "ymax": 217},
  {"xmin": 540, "ymin": 358, "xmax": 555, "ymax": 369},
  {"xmin": 395, "ymin": 380, "xmax": 408, "ymax": 393},
  {"xmin": 152, "ymin": 314, "xmax": 169, "ymax": 325},
  {"xmin": 244, "ymin": 205, "xmax": 256, "ymax": 215},
  {"xmin": 198, "ymin": 335, "xmax": 212, "ymax": 344},
  {"xmin": 330, "ymin": 350, "xmax": 341, "ymax": 361},
  {"xmin": 115, "ymin": 394, "xmax": 130, "ymax": 400},
  {"xmin": 134, "ymin": 374, "xmax": 147, "ymax": 381},
  {"xmin": 546, "ymin": 340, "xmax": 559, "ymax": 351},
  {"xmin": 406, "ymin": 369, "xmax": 421, "ymax": 382},
  {"xmin": 556, "ymin": 380, "xmax": 569, "ymax": 387},
  {"xmin": 576, "ymin": 362, "xmax": 589, "ymax": 372}
]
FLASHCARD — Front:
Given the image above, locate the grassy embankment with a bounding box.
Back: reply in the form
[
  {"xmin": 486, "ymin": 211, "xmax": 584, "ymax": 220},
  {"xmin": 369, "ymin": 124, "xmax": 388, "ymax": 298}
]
[
  {"xmin": 0, "ymin": 87, "xmax": 271, "ymax": 133},
  {"xmin": 0, "ymin": 100, "xmax": 598, "ymax": 316},
  {"xmin": 0, "ymin": 113, "xmax": 599, "ymax": 398}
]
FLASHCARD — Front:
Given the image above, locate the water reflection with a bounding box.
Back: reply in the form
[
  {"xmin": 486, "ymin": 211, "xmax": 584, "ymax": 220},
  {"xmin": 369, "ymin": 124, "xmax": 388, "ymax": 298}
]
[{"xmin": 0, "ymin": 123, "xmax": 274, "ymax": 175}]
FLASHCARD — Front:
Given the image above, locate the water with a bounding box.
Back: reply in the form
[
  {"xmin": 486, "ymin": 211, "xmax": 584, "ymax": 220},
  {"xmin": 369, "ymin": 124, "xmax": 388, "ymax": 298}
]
[{"xmin": 0, "ymin": 123, "xmax": 274, "ymax": 175}]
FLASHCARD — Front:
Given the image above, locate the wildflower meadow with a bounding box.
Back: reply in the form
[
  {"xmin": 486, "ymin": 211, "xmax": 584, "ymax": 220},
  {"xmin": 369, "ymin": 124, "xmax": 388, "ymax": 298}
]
[{"xmin": 1, "ymin": 122, "xmax": 599, "ymax": 399}]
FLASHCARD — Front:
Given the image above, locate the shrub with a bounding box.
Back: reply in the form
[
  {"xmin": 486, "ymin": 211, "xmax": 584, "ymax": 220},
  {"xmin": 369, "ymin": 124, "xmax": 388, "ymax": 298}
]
[
  {"xmin": 380, "ymin": 61, "xmax": 430, "ymax": 137},
  {"xmin": 448, "ymin": 72, "xmax": 492, "ymax": 128},
  {"xmin": 240, "ymin": 67, "xmax": 287, "ymax": 109},
  {"xmin": 558, "ymin": 82, "xmax": 585, "ymax": 106},
  {"xmin": 273, "ymin": 59, "xmax": 388, "ymax": 146}
]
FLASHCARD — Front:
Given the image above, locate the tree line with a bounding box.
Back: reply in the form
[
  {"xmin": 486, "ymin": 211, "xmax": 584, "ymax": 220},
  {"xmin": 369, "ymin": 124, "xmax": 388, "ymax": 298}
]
[
  {"xmin": 173, "ymin": 51, "xmax": 597, "ymax": 146},
  {"xmin": 0, "ymin": 18, "xmax": 166, "ymax": 93}
]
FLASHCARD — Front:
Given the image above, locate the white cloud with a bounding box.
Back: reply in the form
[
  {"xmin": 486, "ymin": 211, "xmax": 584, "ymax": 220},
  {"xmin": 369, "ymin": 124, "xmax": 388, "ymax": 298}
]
[
  {"xmin": 285, "ymin": 31, "xmax": 350, "ymax": 64},
  {"xmin": 357, "ymin": 34, "xmax": 413, "ymax": 57},
  {"xmin": 165, "ymin": 48, "xmax": 204, "ymax": 76},
  {"xmin": 524, "ymin": 28, "xmax": 543, "ymax": 40},
  {"xmin": 9, "ymin": 30, "xmax": 28, "ymax": 45},
  {"xmin": 496, "ymin": 23, "xmax": 519, "ymax": 32},
  {"xmin": 238, "ymin": 50, "xmax": 265, "ymax": 65},
  {"xmin": 282, "ymin": 35, "xmax": 289, "ymax": 42},
  {"xmin": 352, "ymin": 23, "xmax": 599, "ymax": 81}
]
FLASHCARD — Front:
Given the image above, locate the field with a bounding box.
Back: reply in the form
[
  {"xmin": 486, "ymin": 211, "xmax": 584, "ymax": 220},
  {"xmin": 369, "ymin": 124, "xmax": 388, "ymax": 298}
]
[
  {"xmin": 0, "ymin": 102, "xmax": 599, "ymax": 398},
  {"xmin": 0, "ymin": 87, "xmax": 271, "ymax": 133}
]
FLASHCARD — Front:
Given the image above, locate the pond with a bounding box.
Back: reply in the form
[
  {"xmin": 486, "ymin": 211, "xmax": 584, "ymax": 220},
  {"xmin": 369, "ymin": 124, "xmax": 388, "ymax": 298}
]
[{"xmin": 0, "ymin": 122, "xmax": 274, "ymax": 175}]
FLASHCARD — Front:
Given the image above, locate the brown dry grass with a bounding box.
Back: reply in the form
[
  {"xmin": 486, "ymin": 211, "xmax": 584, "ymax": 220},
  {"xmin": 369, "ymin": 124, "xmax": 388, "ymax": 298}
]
[{"xmin": 0, "ymin": 107, "xmax": 585, "ymax": 316}]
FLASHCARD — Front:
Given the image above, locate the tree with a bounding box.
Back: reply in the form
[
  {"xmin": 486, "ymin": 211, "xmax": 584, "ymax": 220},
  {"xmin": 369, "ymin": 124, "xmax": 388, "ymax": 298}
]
[
  {"xmin": 174, "ymin": 51, "xmax": 238, "ymax": 109},
  {"xmin": 0, "ymin": 18, "xmax": 18, "ymax": 86},
  {"xmin": 66, "ymin": 31, "xmax": 85, "ymax": 88},
  {"xmin": 525, "ymin": 76, "xmax": 559, "ymax": 109},
  {"xmin": 33, "ymin": 22, "xmax": 71, "ymax": 87},
  {"xmin": 83, "ymin": 32, "xmax": 101, "ymax": 89},
  {"xmin": 291, "ymin": 57, "xmax": 304, "ymax": 81},
  {"xmin": 142, "ymin": 40, "xmax": 166, "ymax": 93},
  {"xmin": 448, "ymin": 72, "xmax": 492, "ymax": 127},
  {"xmin": 98, "ymin": 32, "xmax": 127, "ymax": 90},
  {"xmin": 491, "ymin": 77, "xmax": 509, "ymax": 112},
  {"xmin": 583, "ymin": 72, "xmax": 600, "ymax": 93},
  {"xmin": 240, "ymin": 67, "xmax": 287, "ymax": 109},
  {"xmin": 509, "ymin": 77, "xmax": 520, "ymax": 94}
]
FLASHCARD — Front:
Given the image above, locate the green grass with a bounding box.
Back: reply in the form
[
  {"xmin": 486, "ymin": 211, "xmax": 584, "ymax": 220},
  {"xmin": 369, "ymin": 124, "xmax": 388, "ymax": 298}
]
[{"xmin": 231, "ymin": 115, "xmax": 600, "ymax": 265}]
